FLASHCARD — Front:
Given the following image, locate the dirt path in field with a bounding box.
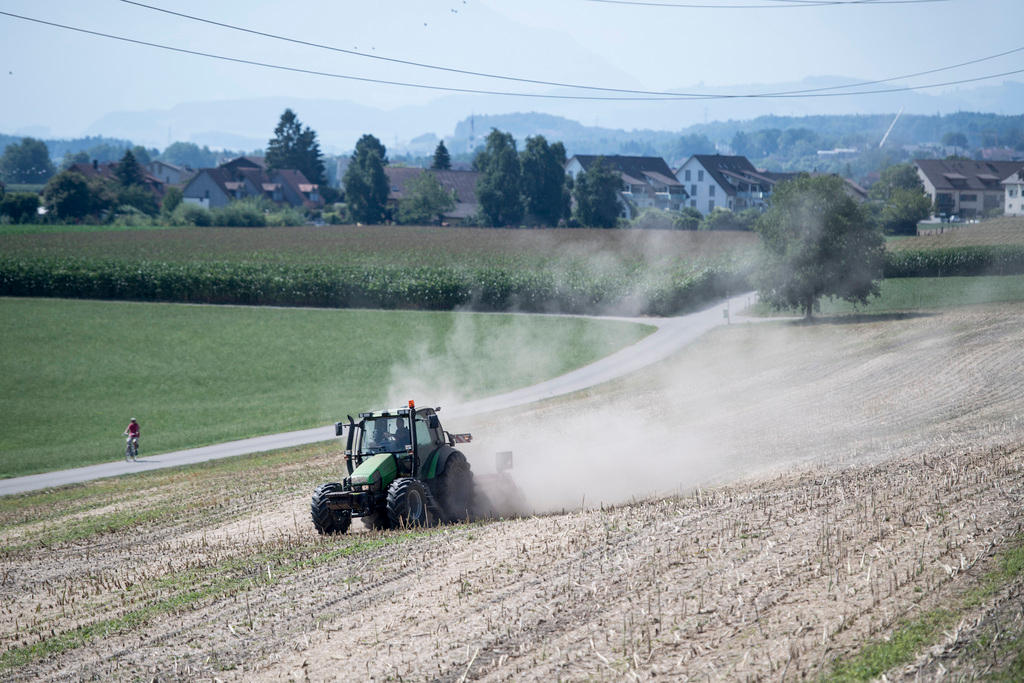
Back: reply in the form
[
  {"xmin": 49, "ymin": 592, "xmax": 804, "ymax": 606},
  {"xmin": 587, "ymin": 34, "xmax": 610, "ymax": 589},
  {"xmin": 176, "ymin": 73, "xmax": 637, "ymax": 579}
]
[
  {"xmin": 4, "ymin": 304, "xmax": 1024, "ymax": 681},
  {"xmin": 0, "ymin": 293, "xmax": 756, "ymax": 497}
]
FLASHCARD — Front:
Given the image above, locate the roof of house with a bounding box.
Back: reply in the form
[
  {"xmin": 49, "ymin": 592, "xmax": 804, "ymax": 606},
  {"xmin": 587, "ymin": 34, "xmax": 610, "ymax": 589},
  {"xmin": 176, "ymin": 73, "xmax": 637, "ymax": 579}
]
[
  {"xmin": 68, "ymin": 161, "xmax": 165, "ymax": 196},
  {"xmin": 224, "ymin": 155, "xmax": 266, "ymax": 169},
  {"xmin": 384, "ymin": 167, "xmax": 481, "ymax": 218},
  {"xmin": 570, "ymin": 155, "xmax": 682, "ymax": 187},
  {"xmin": 915, "ymin": 159, "xmax": 1024, "ymax": 192}
]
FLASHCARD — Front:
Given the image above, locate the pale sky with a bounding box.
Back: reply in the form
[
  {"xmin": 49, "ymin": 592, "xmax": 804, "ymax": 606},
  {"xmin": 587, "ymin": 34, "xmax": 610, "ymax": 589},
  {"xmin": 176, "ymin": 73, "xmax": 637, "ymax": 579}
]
[{"xmin": 1, "ymin": 0, "xmax": 1022, "ymax": 142}]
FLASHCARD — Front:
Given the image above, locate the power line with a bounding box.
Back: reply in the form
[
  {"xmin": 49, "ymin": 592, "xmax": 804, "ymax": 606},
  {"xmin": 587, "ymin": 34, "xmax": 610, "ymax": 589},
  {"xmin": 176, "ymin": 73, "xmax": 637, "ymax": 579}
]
[
  {"xmin": 2, "ymin": 10, "xmax": 1021, "ymax": 102},
  {"xmin": 117, "ymin": 0, "xmax": 1021, "ymax": 100},
  {"xmin": 586, "ymin": 0, "xmax": 949, "ymax": 8}
]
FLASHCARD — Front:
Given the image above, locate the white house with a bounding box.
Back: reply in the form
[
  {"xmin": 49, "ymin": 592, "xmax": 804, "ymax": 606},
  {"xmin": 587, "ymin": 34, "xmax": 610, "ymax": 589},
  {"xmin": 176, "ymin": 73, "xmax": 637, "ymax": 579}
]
[
  {"xmin": 674, "ymin": 154, "xmax": 774, "ymax": 216},
  {"xmin": 1003, "ymin": 169, "xmax": 1024, "ymax": 216}
]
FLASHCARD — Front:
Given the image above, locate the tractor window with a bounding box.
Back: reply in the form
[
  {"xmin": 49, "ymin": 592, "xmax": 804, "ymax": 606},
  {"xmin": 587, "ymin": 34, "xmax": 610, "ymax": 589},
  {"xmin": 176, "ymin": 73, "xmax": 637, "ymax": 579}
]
[
  {"xmin": 414, "ymin": 418, "xmax": 436, "ymax": 451},
  {"xmin": 359, "ymin": 417, "xmax": 412, "ymax": 454}
]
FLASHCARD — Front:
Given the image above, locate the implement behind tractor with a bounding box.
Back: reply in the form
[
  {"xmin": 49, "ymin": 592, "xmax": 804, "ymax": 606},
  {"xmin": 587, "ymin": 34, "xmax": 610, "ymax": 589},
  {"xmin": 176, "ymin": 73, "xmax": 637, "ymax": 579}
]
[{"xmin": 311, "ymin": 401, "xmax": 518, "ymax": 534}]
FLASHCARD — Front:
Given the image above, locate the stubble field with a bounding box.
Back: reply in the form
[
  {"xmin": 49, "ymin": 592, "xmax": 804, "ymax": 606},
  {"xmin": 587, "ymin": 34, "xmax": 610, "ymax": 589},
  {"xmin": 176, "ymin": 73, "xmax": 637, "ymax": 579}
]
[{"xmin": 1, "ymin": 302, "xmax": 1022, "ymax": 680}]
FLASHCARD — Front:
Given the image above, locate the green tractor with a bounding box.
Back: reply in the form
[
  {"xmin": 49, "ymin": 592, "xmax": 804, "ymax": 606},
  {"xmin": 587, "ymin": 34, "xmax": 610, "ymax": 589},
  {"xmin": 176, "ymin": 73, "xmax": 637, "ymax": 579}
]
[{"xmin": 311, "ymin": 401, "xmax": 481, "ymax": 534}]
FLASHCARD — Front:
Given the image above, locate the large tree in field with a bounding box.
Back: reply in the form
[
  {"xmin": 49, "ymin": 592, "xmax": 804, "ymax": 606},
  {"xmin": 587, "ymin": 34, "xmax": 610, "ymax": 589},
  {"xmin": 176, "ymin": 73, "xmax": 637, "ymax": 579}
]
[
  {"xmin": 0, "ymin": 137, "xmax": 56, "ymax": 184},
  {"xmin": 343, "ymin": 134, "xmax": 389, "ymax": 224},
  {"xmin": 756, "ymin": 174, "xmax": 885, "ymax": 319},
  {"xmin": 573, "ymin": 157, "xmax": 622, "ymax": 228},
  {"xmin": 266, "ymin": 108, "xmax": 326, "ymax": 185},
  {"xmin": 520, "ymin": 135, "xmax": 569, "ymax": 226},
  {"xmin": 474, "ymin": 129, "xmax": 523, "ymax": 227}
]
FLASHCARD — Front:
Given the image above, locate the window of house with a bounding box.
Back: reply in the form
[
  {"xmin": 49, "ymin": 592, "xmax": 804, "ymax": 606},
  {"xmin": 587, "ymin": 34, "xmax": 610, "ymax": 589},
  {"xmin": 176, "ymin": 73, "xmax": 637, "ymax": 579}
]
[
  {"xmin": 684, "ymin": 169, "xmax": 691, "ymax": 181},
  {"xmin": 690, "ymin": 199, "xmax": 696, "ymax": 208},
  {"xmin": 690, "ymin": 184, "xmax": 697, "ymax": 196},
  {"xmin": 961, "ymin": 193, "xmax": 977, "ymax": 202},
  {"xmin": 708, "ymin": 199, "xmax": 715, "ymax": 212},
  {"xmin": 709, "ymin": 185, "xmax": 716, "ymax": 197},
  {"xmin": 1010, "ymin": 189, "xmax": 1018, "ymax": 197},
  {"xmin": 697, "ymin": 170, "xmax": 704, "ymax": 181}
]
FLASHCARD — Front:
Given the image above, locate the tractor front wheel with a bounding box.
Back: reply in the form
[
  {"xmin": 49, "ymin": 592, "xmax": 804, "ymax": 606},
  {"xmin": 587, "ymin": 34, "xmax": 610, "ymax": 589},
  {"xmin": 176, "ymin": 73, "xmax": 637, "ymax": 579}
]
[
  {"xmin": 386, "ymin": 478, "xmax": 437, "ymax": 529},
  {"xmin": 311, "ymin": 483, "xmax": 352, "ymax": 535}
]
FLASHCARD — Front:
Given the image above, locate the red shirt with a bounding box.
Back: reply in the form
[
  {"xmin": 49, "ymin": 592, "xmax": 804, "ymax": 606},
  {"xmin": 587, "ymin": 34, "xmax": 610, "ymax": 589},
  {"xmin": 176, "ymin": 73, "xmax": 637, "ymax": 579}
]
[{"xmin": 127, "ymin": 422, "xmax": 140, "ymax": 438}]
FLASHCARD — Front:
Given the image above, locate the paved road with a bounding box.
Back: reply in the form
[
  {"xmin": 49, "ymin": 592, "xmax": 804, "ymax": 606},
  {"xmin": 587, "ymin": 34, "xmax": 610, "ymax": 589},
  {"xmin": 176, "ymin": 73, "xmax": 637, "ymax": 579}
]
[{"xmin": 0, "ymin": 293, "xmax": 756, "ymax": 496}]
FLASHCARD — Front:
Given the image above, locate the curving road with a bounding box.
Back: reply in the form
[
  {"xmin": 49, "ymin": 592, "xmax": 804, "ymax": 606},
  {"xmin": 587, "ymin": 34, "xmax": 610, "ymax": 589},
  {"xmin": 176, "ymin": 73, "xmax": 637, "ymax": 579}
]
[{"xmin": 0, "ymin": 293, "xmax": 756, "ymax": 496}]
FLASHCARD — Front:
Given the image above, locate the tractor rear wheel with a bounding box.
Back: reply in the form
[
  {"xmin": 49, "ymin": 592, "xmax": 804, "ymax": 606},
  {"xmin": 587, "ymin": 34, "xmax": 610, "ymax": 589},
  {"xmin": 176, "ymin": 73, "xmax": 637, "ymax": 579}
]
[
  {"xmin": 311, "ymin": 483, "xmax": 351, "ymax": 535},
  {"xmin": 386, "ymin": 478, "xmax": 437, "ymax": 528},
  {"xmin": 437, "ymin": 451, "xmax": 474, "ymax": 522}
]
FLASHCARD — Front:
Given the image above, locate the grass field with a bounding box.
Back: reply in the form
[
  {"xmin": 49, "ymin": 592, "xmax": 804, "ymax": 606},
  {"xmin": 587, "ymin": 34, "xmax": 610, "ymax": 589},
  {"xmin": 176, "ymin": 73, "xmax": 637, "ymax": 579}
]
[
  {"xmin": 0, "ymin": 297, "xmax": 653, "ymax": 478},
  {"xmin": 754, "ymin": 274, "xmax": 1024, "ymax": 317}
]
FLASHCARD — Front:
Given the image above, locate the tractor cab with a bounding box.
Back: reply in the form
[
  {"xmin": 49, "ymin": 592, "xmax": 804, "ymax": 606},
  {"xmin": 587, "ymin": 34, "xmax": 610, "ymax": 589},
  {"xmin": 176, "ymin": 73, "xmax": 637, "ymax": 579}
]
[{"xmin": 337, "ymin": 403, "xmax": 455, "ymax": 479}]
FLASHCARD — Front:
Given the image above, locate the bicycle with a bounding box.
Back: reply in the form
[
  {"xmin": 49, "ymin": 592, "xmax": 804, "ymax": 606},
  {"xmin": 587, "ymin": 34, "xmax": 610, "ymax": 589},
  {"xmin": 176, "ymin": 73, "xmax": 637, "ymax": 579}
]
[{"xmin": 124, "ymin": 434, "xmax": 139, "ymax": 461}]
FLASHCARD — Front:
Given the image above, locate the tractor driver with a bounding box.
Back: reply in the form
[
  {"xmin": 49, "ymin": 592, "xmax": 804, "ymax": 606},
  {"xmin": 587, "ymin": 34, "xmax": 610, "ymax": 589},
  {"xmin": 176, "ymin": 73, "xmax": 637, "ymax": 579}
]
[{"xmin": 393, "ymin": 417, "xmax": 411, "ymax": 448}]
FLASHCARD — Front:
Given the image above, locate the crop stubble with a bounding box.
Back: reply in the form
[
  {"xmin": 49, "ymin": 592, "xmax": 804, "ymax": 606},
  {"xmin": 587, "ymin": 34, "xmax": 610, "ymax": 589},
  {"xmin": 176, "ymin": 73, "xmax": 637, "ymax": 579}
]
[{"xmin": 1, "ymin": 305, "xmax": 1023, "ymax": 680}]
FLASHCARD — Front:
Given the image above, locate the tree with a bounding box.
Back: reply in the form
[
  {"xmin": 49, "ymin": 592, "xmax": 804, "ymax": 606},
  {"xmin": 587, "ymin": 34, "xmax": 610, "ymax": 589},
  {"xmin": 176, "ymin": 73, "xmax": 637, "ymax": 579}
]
[
  {"xmin": 161, "ymin": 186, "xmax": 184, "ymax": 216},
  {"xmin": 573, "ymin": 157, "xmax": 622, "ymax": 228},
  {"xmin": 343, "ymin": 134, "xmax": 389, "ymax": 224},
  {"xmin": 755, "ymin": 174, "xmax": 884, "ymax": 319},
  {"xmin": 0, "ymin": 192, "xmax": 40, "ymax": 223},
  {"xmin": 431, "ymin": 141, "xmax": 451, "ymax": 170},
  {"xmin": 42, "ymin": 170, "xmax": 113, "ymax": 221},
  {"xmin": 115, "ymin": 149, "xmax": 146, "ymax": 187},
  {"xmin": 868, "ymin": 163, "xmax": 923, "ymax": 201},
  {"xmin": 520, "ymin": 136, "xmax": 569, "ymax": 225},
  {"xmin": 397, "ymin": 171, "xmax": 455, "ymax": 225},
  {"xmin": 942, "ymin": 132, "xmax": 968, "ymax": 153},
  {"xmin": 0, "ymin": 138, "xmax": 56, "ymax": 184},
  {"xmin": 265, "ymin": 108, "xmax": 326, "ymax": 185},
  {"xmin": 474, "ymin": 129, "xmax": 523, "ymax": 227},
  {"xmin": 160, "ymin": 142, "xmax": 219, "ymax": 168},
  {"xmin": 673, "ymin": 206, "xmax": 703, "ymax": 230},
  {"xmin": 880, "ymin": 187, "xmax": 932, "ymax": 235}
]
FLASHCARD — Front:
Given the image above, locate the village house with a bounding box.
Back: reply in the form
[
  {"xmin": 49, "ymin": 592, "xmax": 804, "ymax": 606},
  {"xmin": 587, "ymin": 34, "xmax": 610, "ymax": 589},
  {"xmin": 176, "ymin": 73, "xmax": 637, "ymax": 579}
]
[
  {"xmin": 1003, "ymin": 169, "xmax": 1024, "ymax": 217},
  {"xmin": 674, "ymin": 154, "xmax": 776, "ymax": 216},
  {"xmin": 384, "ymin": 167, "xmax": 480, "ymax": 222},
  {"xmin": 182, "ymin": 156, "xmax": 322, "ymax": 210},
  {"xmin": 145, "ymin": 160, "xmax": 195, "ymax": 187},
  {"xmin": 68, "ymin": 159, "xmax": 165, "ymax": 199},
  {"xmin": 564, "ymin": 155, "xmax": 688, "ymax": 220},
  {"xmin": 915, "ymin": 159, "xmax": 1024, "ymax": 219}
]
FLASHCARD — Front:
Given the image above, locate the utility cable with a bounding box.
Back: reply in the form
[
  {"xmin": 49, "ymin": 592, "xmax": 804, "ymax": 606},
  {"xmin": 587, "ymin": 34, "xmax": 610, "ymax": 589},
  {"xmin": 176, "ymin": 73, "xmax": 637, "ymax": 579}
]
[
  {"xmin": 117, "ymin": 0, "xmax": 1019, "ymax": 100},
  {"xmin": 1, "ymin": 10, "xmax": 1021, "ymax": 102},
  {"xmin": 585, "ymin": 0, "xmax": 949, "ymax": 7}
]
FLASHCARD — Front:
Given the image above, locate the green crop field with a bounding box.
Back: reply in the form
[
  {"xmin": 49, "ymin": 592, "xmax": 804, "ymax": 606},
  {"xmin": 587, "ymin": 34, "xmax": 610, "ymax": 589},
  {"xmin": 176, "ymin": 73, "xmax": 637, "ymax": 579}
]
[
  {"xmin": 892, "ymin": 215, "xmax": 1024, "ymax": 249},
  {"xmin": 0, "ymin": 225, "xmax": 760, "ymax": 316},
  {"xmin": 0, "ymin": 297, "xmax": 653, "ymax": 478}
]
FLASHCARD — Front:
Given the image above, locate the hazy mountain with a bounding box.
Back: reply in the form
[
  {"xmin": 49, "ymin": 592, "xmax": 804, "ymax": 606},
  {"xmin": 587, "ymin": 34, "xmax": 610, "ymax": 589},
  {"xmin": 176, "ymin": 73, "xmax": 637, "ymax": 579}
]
[{"xmin": 78, "ymin": 78, "xmax": 1024, "ymax": 156}]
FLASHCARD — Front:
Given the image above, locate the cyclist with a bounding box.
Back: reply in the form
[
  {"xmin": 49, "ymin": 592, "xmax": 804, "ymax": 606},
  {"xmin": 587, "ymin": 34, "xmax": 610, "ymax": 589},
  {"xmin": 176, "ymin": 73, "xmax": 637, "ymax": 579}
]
[{"xmin": 123, "ymin": 418, "xmax": 140, "ymax": 461}]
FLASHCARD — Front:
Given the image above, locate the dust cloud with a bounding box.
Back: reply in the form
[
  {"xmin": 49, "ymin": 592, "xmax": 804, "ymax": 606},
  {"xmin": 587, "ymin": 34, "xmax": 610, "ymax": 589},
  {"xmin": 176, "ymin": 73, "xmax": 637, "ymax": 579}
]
[{"xmin": 455, "ymin": 304, "xmax": 1022, "ymax": 515}]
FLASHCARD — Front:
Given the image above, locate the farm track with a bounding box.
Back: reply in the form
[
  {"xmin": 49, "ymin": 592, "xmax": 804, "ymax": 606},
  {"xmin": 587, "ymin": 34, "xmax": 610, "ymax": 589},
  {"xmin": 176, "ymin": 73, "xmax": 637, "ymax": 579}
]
[{"xmin": 2, "ymin": 304, "xmax": 1024, "ymax": 680}]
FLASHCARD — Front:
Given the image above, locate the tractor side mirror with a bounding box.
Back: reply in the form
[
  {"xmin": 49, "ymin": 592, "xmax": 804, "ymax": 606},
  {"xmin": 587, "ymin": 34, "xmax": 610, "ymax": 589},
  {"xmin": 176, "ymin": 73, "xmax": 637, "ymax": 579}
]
[
  {"xmin": 428, "ymin": 414, "xmax": 441, "ymax": 430},
  {"xmin": 334, "ymin": 422, "xmax": 345, "ymax": 437}
]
